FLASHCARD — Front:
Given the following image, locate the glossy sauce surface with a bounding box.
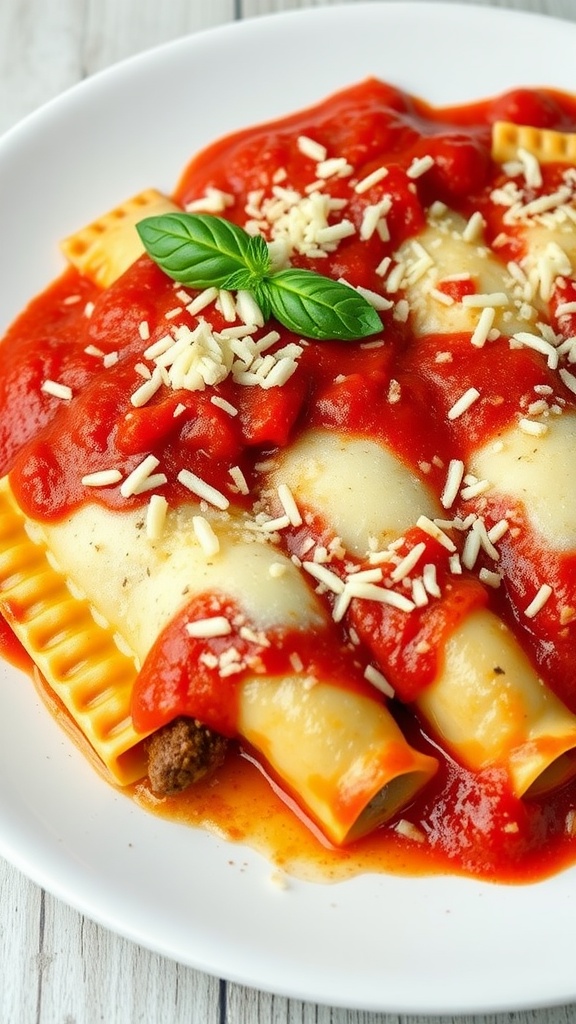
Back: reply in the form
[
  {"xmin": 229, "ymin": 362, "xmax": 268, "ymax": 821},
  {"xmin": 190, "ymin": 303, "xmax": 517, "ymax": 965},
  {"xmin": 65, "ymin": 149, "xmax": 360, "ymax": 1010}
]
[{"xmin": 133, "ymin": 733, "xmax": 576, "ymax": 885}]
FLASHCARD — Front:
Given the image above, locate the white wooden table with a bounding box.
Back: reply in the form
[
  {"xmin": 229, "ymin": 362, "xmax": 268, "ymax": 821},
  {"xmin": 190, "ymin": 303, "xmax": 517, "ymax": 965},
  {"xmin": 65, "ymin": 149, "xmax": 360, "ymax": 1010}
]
[{"xmin": 2, "ymin": 1, "xmax": 576, "ymax": 1021}]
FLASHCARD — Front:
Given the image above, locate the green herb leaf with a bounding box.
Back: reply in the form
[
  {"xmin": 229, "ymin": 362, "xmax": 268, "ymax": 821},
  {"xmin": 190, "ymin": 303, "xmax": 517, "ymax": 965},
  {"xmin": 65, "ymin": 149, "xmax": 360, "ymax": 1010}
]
[
  {"xmin": 137, "ymin": 212, "xmax": 384, "ymax": 343},
  {"xmin": 252, "ymin": 280, "xmax": 273, "ymax": 322},
  {"xmin": 244, "ymin": 234, "xmax": 271, "ymax": 277},
  {"xmin": 136, "ymin": 213, "xmax": 269, "ymax": 289},
  {"xmin": 219, "ymin": 268, "xmax": 260, "ymax": 292},
  {"xmin": 219, "ymin": 270, "xmax": 273, "ymax": 319},
  {"xmin": 266, "ymin": 269, "xmax": 382, "ymax": 341}
]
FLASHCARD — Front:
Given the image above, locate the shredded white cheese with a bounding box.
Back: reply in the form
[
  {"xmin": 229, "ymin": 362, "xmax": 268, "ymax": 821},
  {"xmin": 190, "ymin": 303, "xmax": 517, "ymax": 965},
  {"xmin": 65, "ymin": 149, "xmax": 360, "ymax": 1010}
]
[
  {"xmin": 186, "ymin": 616, "xmax": 232, "ymax": 639},
  {"xmin": 81, "ymin": 469, "xmax": 123, "ymax": 488},
  {"xmin": 524, "ymin": 584, "xmax": 553, "ymax": 619},
  {"xmin": 41, "ymin": 380, "xmax": 73, "ymax": 401},
  {"xmin": 447, "ymin": 387, "xmax": 481, "ymax": 421},
  {"xmin": 364, "ymin": 664, "xmax": 395, "ymax": 698},
  {"xmin": 177, "ymin": 469, "xmax": 230, "ymax": 510},
  {"xmin": 146, "ymin": 494, "xmax": 168, "ymax": 541}
]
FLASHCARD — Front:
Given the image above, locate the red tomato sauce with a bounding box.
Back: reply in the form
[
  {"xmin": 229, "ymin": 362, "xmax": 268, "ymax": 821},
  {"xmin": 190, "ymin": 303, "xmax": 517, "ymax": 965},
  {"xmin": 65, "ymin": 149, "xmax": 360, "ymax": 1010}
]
[
  {"xmin": 132, "ymin": 592, "xmax": 376, "ymax": 736},
  {"xmin": 4, "ymin": 78, "xmax": 576, "ymax": 882},
  {"xmin": 0, "ymin": 614, "xmax": 31, "ymax": 673}
]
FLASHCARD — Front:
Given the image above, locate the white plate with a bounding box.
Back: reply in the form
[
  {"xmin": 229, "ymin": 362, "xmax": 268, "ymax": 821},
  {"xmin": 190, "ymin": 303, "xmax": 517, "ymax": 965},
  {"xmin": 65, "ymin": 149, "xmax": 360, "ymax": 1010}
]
[{"xmin": 2, "ymin": 2, "xmax": 576, "ymax": 1014}]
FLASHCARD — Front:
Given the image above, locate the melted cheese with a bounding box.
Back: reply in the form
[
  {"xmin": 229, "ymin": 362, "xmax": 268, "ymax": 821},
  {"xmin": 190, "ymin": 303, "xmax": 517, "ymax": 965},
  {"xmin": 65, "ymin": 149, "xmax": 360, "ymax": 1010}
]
[
  {"xmin": 269, "ymin": 429, "xmax": 576, "ymax": 794},
  {"xmin": 25, "ymin": 502, "xmax": 325, "ymax": 664},
  {"xmin": 418, "ymin": 608, "xmax": 576, "ymax": 796},
  {"xmin": 271, "ymin": 428, "xmax": 439, "ymax": 557},
  {"xmin": 471, "ymin": 412, "xmax": 576, "ymax": 549},
  {"xmin": 393, "ymin": 209, "xmax": 539, "ymax": 336},
  {"xmin": 4, "ymin": 481, "xmax": 438, "ymax": 841}
]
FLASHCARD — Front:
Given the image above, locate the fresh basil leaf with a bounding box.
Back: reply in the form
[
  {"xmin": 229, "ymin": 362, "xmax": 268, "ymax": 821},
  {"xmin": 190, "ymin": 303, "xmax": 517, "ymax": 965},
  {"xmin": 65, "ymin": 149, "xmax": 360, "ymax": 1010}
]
[
  {"xmin": 137, "ymin": 213, "xmax": 263, "ymax": 289},
  {"xmin": 219, "ymin": 268, "xmax": 260, "ymax": 292},
  {"xmin": 244, "ymin": 233, "xmax": 271, "ymax": 277},
  {"xmin": 266, "ymin": 270, "xmax": 382, "ymax": 341},
  {"xmin": 218, "ymin": 268, "xmax": 272, "ymax": 320},
  {"xmin": 252, "ymin": 280, "xmax": 273, "ymax": 322},
  {"xmin": 137, "ymin": 212, "xmax": 385, "ymax": 343}
]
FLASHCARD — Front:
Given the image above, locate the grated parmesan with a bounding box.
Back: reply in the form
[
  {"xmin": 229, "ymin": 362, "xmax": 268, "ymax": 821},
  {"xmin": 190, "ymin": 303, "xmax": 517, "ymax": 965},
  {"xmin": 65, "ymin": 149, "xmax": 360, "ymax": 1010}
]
[
  {"xmin": 440, "ymin": 460, "xmax": 465, "ymax": 510},
  {"xmin": 447, "ymin": 388, "xmax": 481, "ymax": 421},
  {"xmin": 146, "ymin": 494, "xmax": 168, "ymax": 541},
  {"xmin": 364, "ymin": 664, "xmax": 395, "ymax": 698},
  {"xmin": 416, "ymin": 515, "xmax": 456, "ymax": 552},
  {"xmin": 193, "ymin": 515, "xmax": 220, "ymax": 557},
  {"xmin": 277, "ymin": 483, "xmax": 302, "ymax": 527},
  {"xmin": 120, "ymin": 455, "xmax": 163, "ymax": 498},
  {"xmin": 302, "ymin": 561, "xmax": 345, "ymax": 594},
  {"xmin": 390, "ymin": 542, "xmax": 426, "ymax": 582},
  {"xmin": 524, "ymin": 584, "xmax": 553, "ymax": 619},
  {"xmin": 297, "ymin": 135, "xmax": 327, "ymax": 162},
  {"xmin": 41, "ymin": 380, "xmax": 73, "ymax": 401},
  {"xmin": 406, "ymin": 154, "xmax": 434, "ymax": 179},
  {"xmin": 186, "ymin": 616, "xmax": 232, "ymax": 639},
  {"xmin": 81, "ymin": 469, "xmax": 123, "ymax": 488},
  {"xmin": 177, "ymin": 469, "xmax": 229, "ymax": 510}
]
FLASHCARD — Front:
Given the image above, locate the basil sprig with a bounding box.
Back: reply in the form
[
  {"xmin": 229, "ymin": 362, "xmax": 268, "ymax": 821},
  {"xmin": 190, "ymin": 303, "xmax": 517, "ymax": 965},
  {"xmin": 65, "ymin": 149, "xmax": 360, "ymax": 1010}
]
[{"xmin": 137, "ymin": 212, "xmax": 383, "ymax": 342}]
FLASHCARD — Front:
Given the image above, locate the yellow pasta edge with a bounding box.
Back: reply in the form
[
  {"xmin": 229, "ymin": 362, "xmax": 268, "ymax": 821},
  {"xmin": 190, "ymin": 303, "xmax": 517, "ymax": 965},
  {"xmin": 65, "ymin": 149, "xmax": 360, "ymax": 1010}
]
[
  {"xmin": 0, "ymin": 477, "xmax": 149, "ymax": 784},
  {"xmin": 60, "ymin": 187, "xmax": 179, "ymax": 288},
  {"xmin": 492, "ymin": 120, "xmax": 576, "ymax": 165}
]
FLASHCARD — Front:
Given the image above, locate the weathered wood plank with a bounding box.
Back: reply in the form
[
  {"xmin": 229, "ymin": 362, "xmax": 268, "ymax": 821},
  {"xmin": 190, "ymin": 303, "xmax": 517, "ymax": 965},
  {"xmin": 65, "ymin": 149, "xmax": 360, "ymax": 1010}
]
[
  {"xmin": 0, "ymin": 861, "xmax": 42, "ymax": 1024},
  {"xmin": 37, "ymin": 889, "xmax": 222, "ymax": 1024}
]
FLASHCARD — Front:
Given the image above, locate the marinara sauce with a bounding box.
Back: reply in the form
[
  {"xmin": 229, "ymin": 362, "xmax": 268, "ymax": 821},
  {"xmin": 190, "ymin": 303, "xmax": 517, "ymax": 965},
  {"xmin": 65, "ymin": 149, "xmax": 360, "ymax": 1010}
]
[{"xmin": 4, "ymin": 78, "xmax": 576, "ymax": 883}]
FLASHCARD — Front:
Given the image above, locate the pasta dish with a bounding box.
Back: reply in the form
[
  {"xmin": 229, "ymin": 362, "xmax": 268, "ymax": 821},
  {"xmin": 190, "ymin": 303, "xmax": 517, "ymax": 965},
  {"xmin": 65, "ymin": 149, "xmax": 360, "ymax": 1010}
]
[{"xmin": 2, "ymin": 78, "xmax": 576, "ymax": 881}]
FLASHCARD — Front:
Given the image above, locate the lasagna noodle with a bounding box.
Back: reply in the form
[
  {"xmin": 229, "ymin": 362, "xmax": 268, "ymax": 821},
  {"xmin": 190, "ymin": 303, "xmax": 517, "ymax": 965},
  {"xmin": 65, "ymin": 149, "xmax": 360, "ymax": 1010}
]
[
  {"xmin": 0, "ymin": 478, "xmax": 146, "ymax": 784},
  {"xmin": 271, "ymin": 427, "xmax": 576, "ymax": 797},
  {"xmin": 0, "ymin": 480, "xmax": 437, "ymax": 845},
  {"xmin": 60, "ymin": 189, "xmax": 179, "ymax": 288},
  {"xmin": 418, "ymin": 608, "xmax": 576, "ymax": 797},
  {"xmin": 492, "ymin": 121, "xmax": 576, "ymax": 165},
  {"xmin": 463, "ymin": 413, "xmax": 576, "ymax": 737},
  {"xmin": 239, "ymin": 678, "xmax": 437, "ymax": 844}
]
